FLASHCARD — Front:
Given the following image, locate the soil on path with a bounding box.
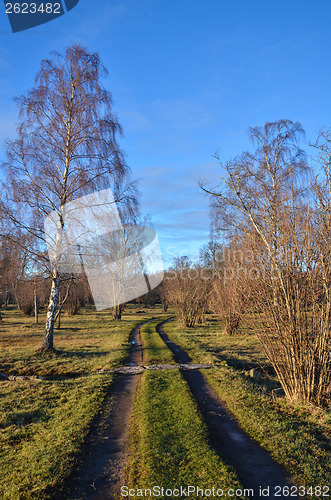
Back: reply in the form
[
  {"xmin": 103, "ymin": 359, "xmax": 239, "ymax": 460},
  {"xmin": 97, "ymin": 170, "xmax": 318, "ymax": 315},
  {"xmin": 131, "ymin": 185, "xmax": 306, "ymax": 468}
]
[{"xmin": 156, "ymin": 319, "xmax": 300, "ymax": 500}]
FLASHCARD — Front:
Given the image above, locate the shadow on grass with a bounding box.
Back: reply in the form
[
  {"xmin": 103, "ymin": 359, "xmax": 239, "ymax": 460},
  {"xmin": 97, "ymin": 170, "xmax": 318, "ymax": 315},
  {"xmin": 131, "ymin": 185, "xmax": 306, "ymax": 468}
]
[
  {"xmin": 196, "ymin": 341, "xmax": 275, "ymax": 373},
  {"xmin": 56, "ymin": 327, "xmax": 81, "ymax": 332},
  {"xmin": 2, "ymin": 409, "xmax": 50, "ymax": 429},
  {"xmin": 35, "ymin": 348, "xmax": 112, "ymax": 359}
]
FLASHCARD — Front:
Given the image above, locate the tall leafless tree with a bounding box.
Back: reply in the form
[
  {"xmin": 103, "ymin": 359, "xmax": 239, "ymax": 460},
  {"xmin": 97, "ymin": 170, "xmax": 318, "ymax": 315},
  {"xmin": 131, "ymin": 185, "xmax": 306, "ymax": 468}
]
[{"xmin": 1, "ymin": 44, "xmax": 135, "ymax": 350}]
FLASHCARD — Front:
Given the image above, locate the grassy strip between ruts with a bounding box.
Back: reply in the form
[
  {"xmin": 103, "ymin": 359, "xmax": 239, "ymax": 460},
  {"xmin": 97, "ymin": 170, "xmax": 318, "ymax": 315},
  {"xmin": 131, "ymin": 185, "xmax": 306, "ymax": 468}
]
[
  {"xmin": 163, "ymin": 318, "xmax": 331, "ymax": 495},
  {"xmin": 126, "ymin": 369, "xmax": 248, "ymax": 500},
  {"xmin": 140, "ymin": 319, "xmax": 175, "ymax": 365},
  {"xmin": 0, "ymin": 306, "xmax": 158, "ymax": 499}
]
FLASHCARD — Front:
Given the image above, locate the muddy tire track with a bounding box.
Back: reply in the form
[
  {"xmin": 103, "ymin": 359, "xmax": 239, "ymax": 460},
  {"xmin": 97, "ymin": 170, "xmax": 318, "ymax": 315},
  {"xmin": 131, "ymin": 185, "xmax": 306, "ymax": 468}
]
[{"xmin": 156, "ymin": 319, "xmax": 299, "ymax": 500}]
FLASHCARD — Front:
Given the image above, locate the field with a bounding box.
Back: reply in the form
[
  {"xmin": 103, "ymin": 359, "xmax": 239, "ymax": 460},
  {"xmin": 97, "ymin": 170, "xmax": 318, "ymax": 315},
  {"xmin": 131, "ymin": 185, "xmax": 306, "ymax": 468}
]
[{"xmin": 0, "ymin": 306, "xmax": 330, "ymax": 499}]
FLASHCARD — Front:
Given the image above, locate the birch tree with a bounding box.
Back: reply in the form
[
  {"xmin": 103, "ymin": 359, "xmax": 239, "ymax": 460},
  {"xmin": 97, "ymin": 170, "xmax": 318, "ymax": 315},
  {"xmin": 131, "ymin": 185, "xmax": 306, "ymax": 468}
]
[{"xmin": 1, "ymin": 44, "xmax": 132, "ymax": 350}]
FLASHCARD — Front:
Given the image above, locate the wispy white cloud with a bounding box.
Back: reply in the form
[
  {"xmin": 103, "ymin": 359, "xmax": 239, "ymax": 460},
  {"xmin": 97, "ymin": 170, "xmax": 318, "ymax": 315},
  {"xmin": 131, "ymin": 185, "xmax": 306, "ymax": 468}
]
[
  {"xmin": 120, "ymin": 110, "xmax": 156, "ymax": 132},
  {"xmin": 119, "ymin": 94, "xmax": 222, "ymax": 160},
  {"xmin": 133, "ymin": 160, "xmax": 220, "ymax": 264}
]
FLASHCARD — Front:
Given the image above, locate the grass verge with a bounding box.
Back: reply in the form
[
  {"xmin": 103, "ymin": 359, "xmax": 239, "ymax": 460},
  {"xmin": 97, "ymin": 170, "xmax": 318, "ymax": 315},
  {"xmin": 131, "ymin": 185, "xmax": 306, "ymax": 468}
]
[
  {"xmin": 0, "ymin": 306, "xmax": 157, "ymax": 377},
  {"xmin": 0, "ymin": 374, "xmax": 112, "ymax": 499}
]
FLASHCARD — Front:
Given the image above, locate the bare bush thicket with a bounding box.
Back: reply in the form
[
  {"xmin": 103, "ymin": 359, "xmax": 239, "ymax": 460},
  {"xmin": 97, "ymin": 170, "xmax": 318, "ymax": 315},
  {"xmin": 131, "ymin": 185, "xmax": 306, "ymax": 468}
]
[
  {"xmin": 245, "ymin": 203, "xmax": 331, "ymax": 404},
  {"xmin": 64, "ymin": 276, "xmax": 91, "ymax": 316},
  {"xmin": 163, "ymin": 258, "xmax": 211, "ymax": 327},
  {"xmin": 202, "ymin": 119, "xmax": 331, "ymax": 405},
  {"xmin": 209, "ymin": 257, "xmax": 246, "ymax": 335},
  {"xmin": 200, "ymin": 241, "xmax": 249, "ymax": 334},
  {"xmin": 0, "ymin": 236, "xmax": 29, "ymax": 308}
]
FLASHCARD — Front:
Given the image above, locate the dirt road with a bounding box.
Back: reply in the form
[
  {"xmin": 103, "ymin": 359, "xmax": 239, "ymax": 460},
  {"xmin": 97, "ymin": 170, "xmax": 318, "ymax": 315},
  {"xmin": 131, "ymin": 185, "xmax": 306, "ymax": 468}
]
[{"xmin": 65, "ymin": 318, "xmax": 299, "ymax": 500}]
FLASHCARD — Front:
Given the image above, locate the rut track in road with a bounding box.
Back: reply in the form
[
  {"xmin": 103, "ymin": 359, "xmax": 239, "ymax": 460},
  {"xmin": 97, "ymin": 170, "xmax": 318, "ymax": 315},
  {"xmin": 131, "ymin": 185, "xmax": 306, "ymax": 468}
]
[
  {"xmin": 64, "ymin": 320, "xmax": 148, "ymax": 500},
  {"xmin": 156, "ymin": 318, "xmax": 300, "ymax": 500}
]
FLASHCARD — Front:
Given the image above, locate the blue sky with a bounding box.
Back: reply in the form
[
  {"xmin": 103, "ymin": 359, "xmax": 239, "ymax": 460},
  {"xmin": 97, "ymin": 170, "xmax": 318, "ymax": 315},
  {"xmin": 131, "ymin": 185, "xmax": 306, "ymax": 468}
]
[{"xmin": 1, "ymin": 0, "xmax": 331, "ymax": 266}]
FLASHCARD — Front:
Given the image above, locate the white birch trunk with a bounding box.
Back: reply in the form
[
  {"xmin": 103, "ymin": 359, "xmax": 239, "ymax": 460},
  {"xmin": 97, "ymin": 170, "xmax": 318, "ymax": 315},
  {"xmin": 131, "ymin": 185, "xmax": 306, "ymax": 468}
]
[
  {"xmin": 34, "ymin": 288, "xmax": 38, "ymax": 324},
  {"xmin": 42, "ymin": 270, "xmax": 59, "ymax": 350}
]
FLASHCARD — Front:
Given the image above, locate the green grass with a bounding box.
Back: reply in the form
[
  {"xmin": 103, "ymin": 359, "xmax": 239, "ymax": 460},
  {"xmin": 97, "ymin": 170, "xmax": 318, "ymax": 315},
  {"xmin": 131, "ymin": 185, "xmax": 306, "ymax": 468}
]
[
  {"xmin": 140, "ymin": 319, "xmax": 175, "ymax": 364},
  {"xmin": 0, "ymin": 304, "xmax": 160, "ymax": 499},
  {"xmin": 126, "ymin": 369, "xmax": 248, "ymax": 499},
  {"xmin": 167, "ymin": 315, "xmax": 271, "ymax": 370},
  {"xmin": 163, "ymin": 317, "xmax": 331, "ymax": 493},
  {"xmin": 0, "ymin": 374, "xmax": 112, "ymax": 499}
]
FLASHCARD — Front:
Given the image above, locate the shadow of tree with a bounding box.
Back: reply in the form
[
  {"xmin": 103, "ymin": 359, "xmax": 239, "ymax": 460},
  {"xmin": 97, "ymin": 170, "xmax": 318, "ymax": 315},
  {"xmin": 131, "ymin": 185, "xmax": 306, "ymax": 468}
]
[{"xmin": 2, "ymin": 409, "xmax": 50, "ymax": 429}]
